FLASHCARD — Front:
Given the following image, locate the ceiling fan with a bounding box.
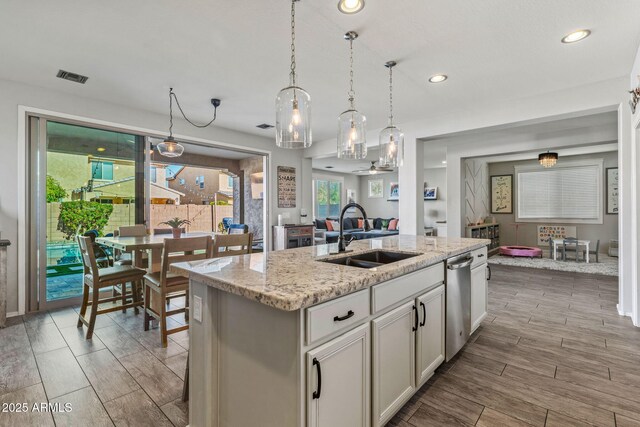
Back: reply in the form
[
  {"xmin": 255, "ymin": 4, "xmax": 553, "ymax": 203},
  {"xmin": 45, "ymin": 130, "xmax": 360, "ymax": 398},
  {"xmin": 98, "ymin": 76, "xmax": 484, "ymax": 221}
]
[{"xmin": 352, "ymin": 161, "xmax": 394, "ymax": 174}]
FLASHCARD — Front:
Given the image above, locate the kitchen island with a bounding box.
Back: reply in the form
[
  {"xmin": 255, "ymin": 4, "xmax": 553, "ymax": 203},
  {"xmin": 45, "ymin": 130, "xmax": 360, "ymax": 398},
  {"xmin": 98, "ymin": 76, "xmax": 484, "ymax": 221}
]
[{"xmin": 171, "ymin": 235, "xmax": 489, "ymax": 427}]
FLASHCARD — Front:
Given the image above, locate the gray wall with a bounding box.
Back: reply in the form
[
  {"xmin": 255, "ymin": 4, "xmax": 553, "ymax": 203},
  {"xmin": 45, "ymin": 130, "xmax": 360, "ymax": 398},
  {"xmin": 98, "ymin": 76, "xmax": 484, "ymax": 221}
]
[
  {"xmin": 358, "ymin": 172, "xmax": 399, "ymax": 219},
  {"xmin": 488, "ymin": 152, "xmax": 618, "ymax": 253},
  {"xmin": 423, "ymin": 167, "xmax": 447, "ymax": 227}
]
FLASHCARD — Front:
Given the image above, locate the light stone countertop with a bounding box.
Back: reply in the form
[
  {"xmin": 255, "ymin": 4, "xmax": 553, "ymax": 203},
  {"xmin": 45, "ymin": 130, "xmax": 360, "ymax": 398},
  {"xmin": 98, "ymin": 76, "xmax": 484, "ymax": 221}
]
[{"xmin": 170, "ymin": 235, "xmax": 490, "ymax": 311}]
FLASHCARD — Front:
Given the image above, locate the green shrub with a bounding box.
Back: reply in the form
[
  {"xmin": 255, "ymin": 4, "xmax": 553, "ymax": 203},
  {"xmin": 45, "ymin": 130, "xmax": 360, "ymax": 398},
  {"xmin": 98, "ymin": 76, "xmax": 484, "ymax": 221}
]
[
  {"xmin": 57, "ymin": 201, "xmax": 113, "ymax": 240},
  {"xmin": 46, "ymin": 175, "xmax": 67, "ymax": 202}
]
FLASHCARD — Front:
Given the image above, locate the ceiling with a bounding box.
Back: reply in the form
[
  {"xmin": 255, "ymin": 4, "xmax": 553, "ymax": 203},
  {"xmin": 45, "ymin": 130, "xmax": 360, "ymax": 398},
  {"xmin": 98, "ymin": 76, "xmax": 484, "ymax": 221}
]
[{"xmin": 2, "ymin": 1, "xmax": 640, "ymax": 144}]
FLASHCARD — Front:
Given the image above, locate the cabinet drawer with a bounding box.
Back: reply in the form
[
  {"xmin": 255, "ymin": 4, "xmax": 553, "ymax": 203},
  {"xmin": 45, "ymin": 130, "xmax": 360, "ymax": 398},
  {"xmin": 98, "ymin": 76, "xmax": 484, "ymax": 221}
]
[
  {"xmin": 306, "ymin": 289, "xmax": 370, "ymax": 345},
  {"xmin": 470, "ymin": 246, "xmax": 488, "ymax": 269},
  {"xmin": 371, "ymin": 263, "xmax": 444, "ymax": 314}
]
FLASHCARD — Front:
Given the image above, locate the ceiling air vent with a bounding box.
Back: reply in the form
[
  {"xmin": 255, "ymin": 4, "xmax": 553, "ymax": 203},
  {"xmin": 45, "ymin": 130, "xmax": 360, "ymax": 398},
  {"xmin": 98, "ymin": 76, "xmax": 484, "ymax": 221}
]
[
  {"xmin": 56, "ymin": 69, "xmax": 89, "ymax": 84},
  {"xmin": 256, "ymin": 123, "xmax": 274, "ymax": 129}
]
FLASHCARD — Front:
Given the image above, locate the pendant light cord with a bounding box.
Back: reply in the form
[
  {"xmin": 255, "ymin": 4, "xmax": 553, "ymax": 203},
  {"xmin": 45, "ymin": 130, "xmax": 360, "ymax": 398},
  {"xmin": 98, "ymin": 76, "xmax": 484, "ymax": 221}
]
[
  {"xmin": 290, "ymin": 0, "xmax": 297, "ymax": 86},
  {"xmin": 348, "ymin": 37, "xmax": 355, "ymax": 108},
  {"xmin": 388, "ymin": 65, "xmax": 393, "ymax": 125},
  {"xmin": 169, "ymin": 88, "xmax": 219, "ymax": 129}
]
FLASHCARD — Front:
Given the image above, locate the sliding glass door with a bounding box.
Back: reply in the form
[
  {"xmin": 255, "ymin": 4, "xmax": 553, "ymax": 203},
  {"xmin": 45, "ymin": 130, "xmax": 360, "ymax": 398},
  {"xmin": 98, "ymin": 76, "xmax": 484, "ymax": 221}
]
[{"xmin": 29, "ymin": 117, "xmax": 146, "ymax": 310}]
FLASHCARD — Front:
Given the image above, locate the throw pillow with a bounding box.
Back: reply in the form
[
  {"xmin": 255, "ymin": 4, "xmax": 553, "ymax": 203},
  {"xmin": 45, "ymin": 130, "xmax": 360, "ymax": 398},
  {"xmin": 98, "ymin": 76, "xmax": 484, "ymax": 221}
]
[
  {"xmin": 330, "ymin": 220, "xmax": 341, "ymax": 231},
  {"xmin": 367, "ymin": 219, "xmax": 374, "ymax": 230},
  {"xmin": 388, "ymin": 219, "xmax": 398, "ymax": 231},
  {"xmin": 325, "ymin": 220, "xmax": 334, "ymax": 232},
  {"xmin": 358, "ymin": 218, "xmax": 364, "ymax": 229}
]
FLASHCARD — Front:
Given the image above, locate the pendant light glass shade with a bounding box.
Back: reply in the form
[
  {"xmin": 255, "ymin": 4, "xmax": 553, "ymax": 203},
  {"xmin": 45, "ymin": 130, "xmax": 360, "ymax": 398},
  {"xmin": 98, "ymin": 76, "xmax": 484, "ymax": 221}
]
[
  {"xmin": 337, "ymin": 109, "xmax": 367, "ymax": 159},
  {"xmin": 276, "ymin": 0, "xmax": 312, "ymax": 149},
  {"xmin": 378, "ymin": 61, "xmax": 403, "ymax": 167},
  {"xmin": 276, "ymin": 86, "xmax": 312, "ymax": 148},
  {"xmin": 379, "ymin": 125, "xmax": 404, "ymax": 167},
  {"xmin": 337, "ymin": 31, "xmax": 367, "ymax": 160},
  {"xmin": 157, "ymin": 136, "xmax": 184, "ymax": 158}
]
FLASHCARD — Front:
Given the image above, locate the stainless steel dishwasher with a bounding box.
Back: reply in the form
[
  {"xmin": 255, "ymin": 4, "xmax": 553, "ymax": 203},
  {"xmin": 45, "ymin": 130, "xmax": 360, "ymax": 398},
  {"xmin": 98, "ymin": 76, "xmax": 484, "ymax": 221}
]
[{"xmin": 446, "ymin": 253, "xmax": 473, "ymax": 361}]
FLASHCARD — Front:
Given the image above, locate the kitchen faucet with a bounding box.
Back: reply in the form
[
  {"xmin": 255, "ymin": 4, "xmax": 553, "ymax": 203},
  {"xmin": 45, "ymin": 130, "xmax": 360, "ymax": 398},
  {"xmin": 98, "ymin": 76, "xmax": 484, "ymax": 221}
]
[{"xmin": 338, "ymin": 202, "xmax": 370, "ymax": 252}]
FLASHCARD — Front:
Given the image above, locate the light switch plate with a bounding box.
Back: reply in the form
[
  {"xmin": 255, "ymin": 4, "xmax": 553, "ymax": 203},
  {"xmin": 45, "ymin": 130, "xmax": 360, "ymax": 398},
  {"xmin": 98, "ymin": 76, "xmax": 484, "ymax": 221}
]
[{"xmin": 193, "ymin": 295, "xmax": 202, "ymax": 322}]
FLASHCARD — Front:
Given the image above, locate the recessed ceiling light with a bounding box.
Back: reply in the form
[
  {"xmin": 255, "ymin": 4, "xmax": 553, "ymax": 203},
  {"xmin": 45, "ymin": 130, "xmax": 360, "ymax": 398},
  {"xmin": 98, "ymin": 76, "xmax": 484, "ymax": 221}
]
[
  {"xmin": 429, "ymin": 74, "xmax": 448, "ymax": 83},
  {"xmin": 442, "ymin": 160, "xmax": 447, "ymax": 164},
  {"xmin": 561, "ymin": 29, "xmax": 591, "ymax": 44},
  {"xmin": 97, "ymin": 147, "xmax": 106, "ymax": 152},
  {"xmin": 337, "ymin": 0, "xmax": 364, "ymax": 14}
]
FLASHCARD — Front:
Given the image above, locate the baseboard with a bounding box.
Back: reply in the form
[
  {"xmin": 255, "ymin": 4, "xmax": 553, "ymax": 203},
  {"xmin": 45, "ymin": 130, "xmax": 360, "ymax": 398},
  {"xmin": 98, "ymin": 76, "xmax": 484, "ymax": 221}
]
[
  {"xmin": 7, "ymin": 311, "xmax": 21, "ymax": 318},
  {"xmin": 617, "ymin": 304, "xmax": 633, "ymax": 318}
]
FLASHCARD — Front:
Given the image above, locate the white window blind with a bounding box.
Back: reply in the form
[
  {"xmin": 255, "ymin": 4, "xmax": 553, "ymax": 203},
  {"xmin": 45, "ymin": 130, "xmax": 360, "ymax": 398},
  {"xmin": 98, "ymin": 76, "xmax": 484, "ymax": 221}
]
[{"xmin": 516, "ymin": 161, "xmax": 602, "ymax": 224}]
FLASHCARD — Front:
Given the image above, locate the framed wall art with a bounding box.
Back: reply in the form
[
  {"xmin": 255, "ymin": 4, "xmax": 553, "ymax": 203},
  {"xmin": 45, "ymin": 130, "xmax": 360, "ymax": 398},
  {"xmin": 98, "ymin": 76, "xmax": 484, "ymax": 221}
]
[
  {"xmin": 368, "ymin": 179, "xmax": 383, "ymax": 198},
  {"xmin": 606, "ymin": 167, "xmax": 618, "ymax": 214},
  {"xmin": 490, "ymin": 174, "xmax": 513, "ymax": 214}
]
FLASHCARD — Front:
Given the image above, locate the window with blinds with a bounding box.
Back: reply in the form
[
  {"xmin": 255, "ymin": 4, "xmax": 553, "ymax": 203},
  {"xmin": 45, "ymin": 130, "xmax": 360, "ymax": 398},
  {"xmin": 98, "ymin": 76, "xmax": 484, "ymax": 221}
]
[{"xmin": 515, "ymin": 161, "xmax": 603, "ymax": 224}]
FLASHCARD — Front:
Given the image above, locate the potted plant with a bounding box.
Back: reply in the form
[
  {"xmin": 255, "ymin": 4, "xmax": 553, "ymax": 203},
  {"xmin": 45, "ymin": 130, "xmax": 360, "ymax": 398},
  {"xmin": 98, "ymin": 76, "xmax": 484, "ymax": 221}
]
[{"xmin": 159, "ymin": 217, "xmax": 191, "ymax": 238}]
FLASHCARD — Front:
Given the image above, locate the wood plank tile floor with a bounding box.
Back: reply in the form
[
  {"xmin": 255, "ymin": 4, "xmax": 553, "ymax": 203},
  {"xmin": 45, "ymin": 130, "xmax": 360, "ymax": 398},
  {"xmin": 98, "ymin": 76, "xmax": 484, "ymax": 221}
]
[
  {"xmin": 389, "ymin": 264, "xmax": 633, "ymax": 427},
  {"xmin": 1, "ymin": 265, "xmax": 632, "ymax": 426},
  {"xmin": 0, "ymin": 299, "xmax": 189, "ymax": 426}
]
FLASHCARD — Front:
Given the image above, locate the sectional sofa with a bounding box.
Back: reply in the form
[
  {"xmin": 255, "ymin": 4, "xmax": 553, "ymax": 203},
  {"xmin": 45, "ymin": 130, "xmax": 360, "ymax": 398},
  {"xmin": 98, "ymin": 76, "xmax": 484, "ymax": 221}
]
[{"xmin": 314, "ymin": 217, "xmax": 399, "ymax": 243}]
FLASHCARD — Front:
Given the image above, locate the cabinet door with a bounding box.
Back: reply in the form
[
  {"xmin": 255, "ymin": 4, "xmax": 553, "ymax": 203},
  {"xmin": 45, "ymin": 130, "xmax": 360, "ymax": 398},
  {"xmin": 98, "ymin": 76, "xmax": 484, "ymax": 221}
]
[
  {"xmin": 470, "ymin": 264, "xmax": 488, "ymax": 333},
  {"xmin": 372, "ymin": 300, "xmax": 416, "ymax": 427},
  {"xmin": 307, "ymin": 323, "xmax": 370, "ymax": 427},
  {"xmin": 416, "ymin": 285, "xmax": 445, "ymax": 386}
]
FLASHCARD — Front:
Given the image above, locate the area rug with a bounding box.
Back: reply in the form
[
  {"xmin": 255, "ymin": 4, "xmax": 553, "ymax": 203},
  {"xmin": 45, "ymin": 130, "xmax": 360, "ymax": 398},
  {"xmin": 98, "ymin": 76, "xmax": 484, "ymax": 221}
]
[{"xmin": 488, "ymin": 252, "xmax": 618, "ymax": 276}]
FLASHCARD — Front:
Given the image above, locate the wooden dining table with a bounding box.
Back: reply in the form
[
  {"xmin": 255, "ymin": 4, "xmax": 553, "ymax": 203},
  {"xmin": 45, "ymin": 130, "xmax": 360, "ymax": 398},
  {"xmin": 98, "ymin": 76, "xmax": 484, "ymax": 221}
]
[{"xmin": 96, "ymin": 232, "xmax": 219, "ymax": 317}]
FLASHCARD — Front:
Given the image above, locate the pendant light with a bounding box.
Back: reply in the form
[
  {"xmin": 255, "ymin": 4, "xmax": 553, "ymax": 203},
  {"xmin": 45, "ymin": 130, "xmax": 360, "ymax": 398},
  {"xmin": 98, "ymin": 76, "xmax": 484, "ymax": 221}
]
[
  {"xmin": 157, "ymin": 88, "xmax": 221, "ymax": 158},
  {"xmin": 275, "ymin": 0, "xmax": 312, "ymax": 149},
  {"xmin": 158, "ymin": 88, "xmax": 185, "ymax": 158},
  {"xmin": 337, "ymin": 31, "xmax": 367, "ymax": 160},
  {"xmin": 538, "ymin": 150, "xmax": 558, "ymax": 168},
  {"xmin": 379, "ymin": 61, "xmax": 404, "ymax": 168}
]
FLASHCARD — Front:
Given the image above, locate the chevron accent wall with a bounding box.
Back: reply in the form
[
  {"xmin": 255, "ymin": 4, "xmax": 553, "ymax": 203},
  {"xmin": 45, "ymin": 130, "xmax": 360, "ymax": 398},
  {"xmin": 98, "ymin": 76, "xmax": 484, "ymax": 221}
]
[{"xmin": 464, "ymin": 159, "xmax": 489, "ymax": 225}]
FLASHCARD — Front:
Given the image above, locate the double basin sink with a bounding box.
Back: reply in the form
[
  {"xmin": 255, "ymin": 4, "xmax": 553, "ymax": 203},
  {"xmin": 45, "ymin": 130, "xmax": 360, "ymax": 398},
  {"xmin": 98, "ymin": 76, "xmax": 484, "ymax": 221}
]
[{"xmin": 319, "ymin": 250, "xmax": 420, "ymax": 269}]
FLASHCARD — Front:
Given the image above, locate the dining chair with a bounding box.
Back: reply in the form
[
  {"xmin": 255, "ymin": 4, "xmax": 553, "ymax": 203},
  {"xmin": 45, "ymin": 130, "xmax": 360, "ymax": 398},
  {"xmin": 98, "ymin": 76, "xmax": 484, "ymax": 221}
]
[
  {"xmin": 228, "ymin": 223, "xmax": 249, "ymax": 234},
  {"xmin": 143, "ymin": 235, "xmax": 212, "ymax": 347},
  {"xmin": 77, "ymin": 236, "xmax": 146, "ymax": 339},
  {"xmin": 212, "ymin": 233, "xmax": 253, "ymax": 257},
  {"xmin": 562, "ymin": 237, "xmax": 581, "ymax": 262},
  {"xmin": 583, "ymin": 239, "xmax": 600, "ymax": 263}
]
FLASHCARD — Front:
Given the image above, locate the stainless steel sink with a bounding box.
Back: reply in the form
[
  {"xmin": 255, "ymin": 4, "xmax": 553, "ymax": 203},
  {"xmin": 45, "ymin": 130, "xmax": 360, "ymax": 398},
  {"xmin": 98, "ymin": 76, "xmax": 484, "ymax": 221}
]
[{"xmin": 319, "ymin": 250, "xmax": 421, "ymax": 269}]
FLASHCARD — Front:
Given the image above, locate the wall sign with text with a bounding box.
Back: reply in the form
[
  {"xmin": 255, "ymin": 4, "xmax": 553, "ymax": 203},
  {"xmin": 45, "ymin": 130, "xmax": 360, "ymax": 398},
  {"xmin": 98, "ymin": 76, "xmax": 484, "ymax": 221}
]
[
  {"xmin": 490, "ymin": 174, "xmax": 513, "ymax": 214},
  {"xmin": 277, "ymin": 166, "xmax": 296, "ymax": 208},
  {"xmin": 606, "ymin": 167, "xmax": 618, "ymax": 214}
]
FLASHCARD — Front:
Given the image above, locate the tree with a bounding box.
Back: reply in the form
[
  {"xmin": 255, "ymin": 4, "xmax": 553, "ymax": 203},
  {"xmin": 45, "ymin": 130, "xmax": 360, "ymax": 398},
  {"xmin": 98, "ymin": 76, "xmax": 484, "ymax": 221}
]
[
  {"xmin": 57, "ymin": 201, "xmax": 114, "ymax": 240},
  {"xmin": 46, "ymin": 175, "xmax": 67, "ymax": 202}
]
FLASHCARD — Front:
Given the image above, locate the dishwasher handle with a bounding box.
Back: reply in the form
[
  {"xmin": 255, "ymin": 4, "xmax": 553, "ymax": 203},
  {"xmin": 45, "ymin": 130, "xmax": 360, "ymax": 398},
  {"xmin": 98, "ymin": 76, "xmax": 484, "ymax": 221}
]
[{"xmin": 447, "ymin": 257, "xmax": 473, "ymax": 270}]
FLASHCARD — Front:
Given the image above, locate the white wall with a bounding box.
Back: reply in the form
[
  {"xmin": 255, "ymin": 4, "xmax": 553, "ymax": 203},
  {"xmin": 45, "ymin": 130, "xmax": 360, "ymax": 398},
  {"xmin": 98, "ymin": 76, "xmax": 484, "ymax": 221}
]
[
  {"xmin": 0, "ymin": 78, "xmax": 309, "ymax": 315},
  {"xmin": 423, "ymin": 167, "xmax": 447, "ymax": 227},
  {"xmin": 358, "ymin": 172, "xmax": 399, "ymax": 220}
]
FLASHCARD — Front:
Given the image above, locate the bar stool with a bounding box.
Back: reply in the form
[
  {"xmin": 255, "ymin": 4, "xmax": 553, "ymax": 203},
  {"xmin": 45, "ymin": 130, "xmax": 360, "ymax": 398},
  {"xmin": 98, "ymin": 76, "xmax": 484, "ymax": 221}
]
[
  {"xmin": 144, "ymin": 236, "xmax": 212, "ymax": 347},
  {"xmin": 77, "ymin": 236, "xmax": 146, "ymax": 339}
]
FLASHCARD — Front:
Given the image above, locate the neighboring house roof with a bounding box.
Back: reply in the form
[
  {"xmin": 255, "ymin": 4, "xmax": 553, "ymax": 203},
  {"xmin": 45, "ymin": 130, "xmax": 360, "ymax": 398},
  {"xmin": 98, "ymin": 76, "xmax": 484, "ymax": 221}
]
[{"xmin": 92, "ymin": 177, "xmax": 185, "ymax": 198}]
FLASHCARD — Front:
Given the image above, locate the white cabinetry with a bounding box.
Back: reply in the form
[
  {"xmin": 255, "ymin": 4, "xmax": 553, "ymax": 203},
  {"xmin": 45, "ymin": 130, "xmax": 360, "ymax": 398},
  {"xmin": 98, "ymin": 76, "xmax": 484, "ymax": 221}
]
[
  {"xmin": 416, "ymin": 285, "xmax": 445, "ymax": 385},
  {"xmin": 372, "ymin": 285, "xmax": 446, "ymax": 427},
  {"xmin": 470, "ymin": 260, "xmax": 488, "ymax": 333},
  {"xmin": 372, "ymin": 301, "xmax": 416, "ymax": 427},
  {"xmin": 307, "ymin": 323, "xmax": 370, "ymax": 427}
]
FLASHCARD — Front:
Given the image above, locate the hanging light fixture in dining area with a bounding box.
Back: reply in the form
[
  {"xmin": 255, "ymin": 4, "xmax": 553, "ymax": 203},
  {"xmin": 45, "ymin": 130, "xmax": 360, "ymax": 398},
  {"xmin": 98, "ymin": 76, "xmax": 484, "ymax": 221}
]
[
  {"xmin": 538, "ymin": 150, "xmax": 559, "ymax": 168},
  {"xmin": 337, "ymin": 31, "xmax": 367, "ymax": 160},
  {"xmin": 157, "ymin": 88, "xmax": 221, "ymax": 158},
  {"xmin": 379, "ymin": 61, "xmax": 404, "ymax": 168},
  {"xmin": 275, "ymin": 0, "xmax": 312, "ymax": 149}
]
